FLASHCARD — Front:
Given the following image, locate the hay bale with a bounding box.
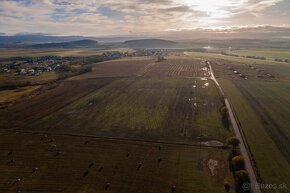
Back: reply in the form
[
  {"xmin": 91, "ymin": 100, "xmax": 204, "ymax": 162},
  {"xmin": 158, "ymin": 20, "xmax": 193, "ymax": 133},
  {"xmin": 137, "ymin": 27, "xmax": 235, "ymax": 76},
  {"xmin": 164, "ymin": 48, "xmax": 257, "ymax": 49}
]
[
  {"xmin": 105, "ymin": 182, "xmax": 110, "ymax": 190},
  {"xmin": 88, "ymin": 162, "xmax": 94, "ymax": 168},
  {"xmin": 171, "ymin": 185, "xmax": 176, "ymax": 193},
  {"xmin": 32, "ymin": 168, "xmax": 38, "ymax": 173},
  {"xmin": 98, "ymin": 166, "xmax": 103, "ymax": 172}
]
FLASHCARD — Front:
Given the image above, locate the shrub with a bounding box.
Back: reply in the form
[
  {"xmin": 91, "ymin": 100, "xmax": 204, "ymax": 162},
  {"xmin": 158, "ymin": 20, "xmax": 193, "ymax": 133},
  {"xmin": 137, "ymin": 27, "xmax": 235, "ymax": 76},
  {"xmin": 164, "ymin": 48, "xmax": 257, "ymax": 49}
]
[
  {"xmin": 232, "ymin": 156, "xmax": 245, "ymax": 171},
  {"xmin": 78, "ymin": 66, "xmax": 92, "ymax": 75},
  {"xmin": 235, "ymin": 170, "xmax": 251, "ymax": 193},
  {"xmin": 227, "ymin": 137, "xmax": 240, "ymax": 148}
]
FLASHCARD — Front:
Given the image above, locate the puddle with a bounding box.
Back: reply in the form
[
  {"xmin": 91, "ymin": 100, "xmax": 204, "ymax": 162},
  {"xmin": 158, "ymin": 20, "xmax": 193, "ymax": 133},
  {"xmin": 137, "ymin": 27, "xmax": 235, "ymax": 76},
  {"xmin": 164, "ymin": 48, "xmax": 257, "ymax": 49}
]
[
  {"xmin": 208, "ymin": 159, "xmax": 219, "ymax": 176},
  {"xmin": 201, "ymin": 140, "xmax": 224, "ymax": 147},
  {"xmin": 204, "ymin": 82, "xmax": 209, "ymax": 87},
  {"xmin": 200, "ymin": 77, "xmax": 208, "ymax": 81}
]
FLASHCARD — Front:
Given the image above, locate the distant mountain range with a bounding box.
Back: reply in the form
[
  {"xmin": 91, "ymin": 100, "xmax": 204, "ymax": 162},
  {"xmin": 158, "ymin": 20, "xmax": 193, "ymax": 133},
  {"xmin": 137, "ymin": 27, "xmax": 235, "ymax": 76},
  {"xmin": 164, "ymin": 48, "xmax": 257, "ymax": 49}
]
[
  {"xmin": 1, "ymin": 34, "xmax": 290, "ymax": 49},
  {"xmin": 28, "ymin": 39, "xmax": 98, "ymax": 49}
]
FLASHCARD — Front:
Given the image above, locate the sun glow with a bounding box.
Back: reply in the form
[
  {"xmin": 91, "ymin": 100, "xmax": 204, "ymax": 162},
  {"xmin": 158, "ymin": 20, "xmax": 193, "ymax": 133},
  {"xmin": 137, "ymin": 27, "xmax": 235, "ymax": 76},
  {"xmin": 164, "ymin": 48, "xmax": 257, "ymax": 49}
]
[{"xmin": 181, "ymin": 0, "xmax": 248, "ymax": 19}]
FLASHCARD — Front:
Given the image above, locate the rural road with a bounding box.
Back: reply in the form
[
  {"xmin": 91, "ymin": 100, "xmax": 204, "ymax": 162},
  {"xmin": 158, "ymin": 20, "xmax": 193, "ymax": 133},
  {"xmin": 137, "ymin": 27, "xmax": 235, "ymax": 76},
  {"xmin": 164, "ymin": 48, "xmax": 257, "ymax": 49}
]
[{"xmin": 207, "ymin": 61, "xmax": 261, "ymax": 193}]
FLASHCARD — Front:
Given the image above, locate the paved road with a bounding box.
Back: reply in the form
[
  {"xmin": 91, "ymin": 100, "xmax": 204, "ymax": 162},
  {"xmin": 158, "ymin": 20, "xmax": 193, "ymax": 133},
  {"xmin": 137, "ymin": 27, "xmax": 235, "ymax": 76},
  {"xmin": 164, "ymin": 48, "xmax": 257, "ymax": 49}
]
[{"xmin": 207, "ymin": 61, "xmax": 261, "ymax": 193}]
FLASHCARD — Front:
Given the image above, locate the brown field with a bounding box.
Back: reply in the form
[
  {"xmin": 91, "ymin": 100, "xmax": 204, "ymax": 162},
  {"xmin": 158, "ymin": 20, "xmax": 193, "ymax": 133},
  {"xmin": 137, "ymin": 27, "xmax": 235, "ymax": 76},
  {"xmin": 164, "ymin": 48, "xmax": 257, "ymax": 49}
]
[
  {"xmin": 71, "ymin": 56, "xmax": 209, "ymax": 81},
  {"xmin": 139, "ymin": 56, "xmax": 208, "ymax": 77},
  {"xmin": 70, "ymin": 57, "xmax": 154, "ymax": 80},
  {"xmin": 0, "ymin": 131, "xmax": 233, "ymax": 193},
  {"xmin": 0, "ymin": 56, "xmax": 234, "ymax": 193},
  {"xmin": 0, "ymin": 72, "xmax": 60, "ymax": 88},
  {"xmin": 0, "ymin": 86, "xmax": 41, "ymax": 109},
  {"xmin": 0, "ymin": 78, "xmax": 115, "ymax": 126}
]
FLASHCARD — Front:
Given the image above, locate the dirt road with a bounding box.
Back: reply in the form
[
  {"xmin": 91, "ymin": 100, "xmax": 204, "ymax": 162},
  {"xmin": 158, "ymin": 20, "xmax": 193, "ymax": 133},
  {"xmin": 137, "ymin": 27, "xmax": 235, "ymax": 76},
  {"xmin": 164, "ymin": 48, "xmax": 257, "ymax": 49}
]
[{"xmin": 207, "ymin": 61, "xmax": 261, "ymax": 193}]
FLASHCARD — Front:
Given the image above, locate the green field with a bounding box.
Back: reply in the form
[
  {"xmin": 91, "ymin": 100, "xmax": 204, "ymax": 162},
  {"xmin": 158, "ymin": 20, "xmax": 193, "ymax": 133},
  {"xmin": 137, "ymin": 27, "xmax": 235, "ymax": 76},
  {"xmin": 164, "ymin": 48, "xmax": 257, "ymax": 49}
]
[
  {"xmin": 218, "ymin": 79, "xmax": 290, "ymax": 192},
  {"xmin": 33, "ymin": 78, "xmax": 229, "ymax": 143},
  {"xmin": 230, "ymin": 48, "xmax": 290, "ymax": 61},
  {"xmin": 184, "ymin": 51, "xmax": 290, "ymax": 67},
  {"xmin": 0, "ymin": 48, "xmax": 135, "ymax": 58}
]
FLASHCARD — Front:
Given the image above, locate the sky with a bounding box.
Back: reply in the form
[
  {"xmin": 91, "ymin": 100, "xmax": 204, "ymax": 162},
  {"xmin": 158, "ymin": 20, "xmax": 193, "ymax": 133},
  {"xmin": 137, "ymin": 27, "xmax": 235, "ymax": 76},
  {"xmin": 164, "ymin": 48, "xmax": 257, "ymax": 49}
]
[{"xmin": 0, "ymin": 0, "xmax": 289, "ymax": 37}]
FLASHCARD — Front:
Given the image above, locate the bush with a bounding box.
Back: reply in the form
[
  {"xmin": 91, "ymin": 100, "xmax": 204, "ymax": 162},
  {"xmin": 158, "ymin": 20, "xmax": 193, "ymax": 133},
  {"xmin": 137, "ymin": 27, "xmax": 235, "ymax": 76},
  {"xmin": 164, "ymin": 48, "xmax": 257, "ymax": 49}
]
[
  {"xmin": 78, "ymin": 66, "xmax": 92, "ymax": 75},
  {"xmin": 227, "ymin": 137, "xmax": 240, "ymax": 148},
  {"xmin": 235, "ymin": 170, "xmax": 251, "ymax": 193},
  {"xmin": 232, "ymin": 156, "xmax": 245, "ymax": 171}
]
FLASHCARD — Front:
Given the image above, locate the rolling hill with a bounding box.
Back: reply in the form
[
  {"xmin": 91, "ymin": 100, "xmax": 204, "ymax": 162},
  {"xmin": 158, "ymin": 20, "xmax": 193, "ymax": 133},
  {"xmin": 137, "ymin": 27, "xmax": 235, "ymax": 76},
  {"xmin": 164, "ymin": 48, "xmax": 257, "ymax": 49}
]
[{"xmin": 123, "ymin": 39, "xmax": 178, "ymax": 48}]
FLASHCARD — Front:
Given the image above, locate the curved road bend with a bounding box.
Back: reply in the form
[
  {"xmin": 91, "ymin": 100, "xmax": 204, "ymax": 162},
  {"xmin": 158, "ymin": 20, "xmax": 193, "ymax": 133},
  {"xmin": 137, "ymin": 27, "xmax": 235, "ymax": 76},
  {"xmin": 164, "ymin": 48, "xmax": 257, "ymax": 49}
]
[{"xmin": 207, "ymin": 61, "xmax": 261, "ymax": 193}]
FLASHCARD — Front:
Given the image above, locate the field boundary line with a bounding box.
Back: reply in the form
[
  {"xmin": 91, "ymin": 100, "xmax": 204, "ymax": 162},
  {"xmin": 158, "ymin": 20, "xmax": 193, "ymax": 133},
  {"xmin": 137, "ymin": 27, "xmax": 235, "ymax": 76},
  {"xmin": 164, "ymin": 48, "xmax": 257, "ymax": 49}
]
[{"xmin": 1, "ymin": 129, "xmax": 225, "ymax": 150}]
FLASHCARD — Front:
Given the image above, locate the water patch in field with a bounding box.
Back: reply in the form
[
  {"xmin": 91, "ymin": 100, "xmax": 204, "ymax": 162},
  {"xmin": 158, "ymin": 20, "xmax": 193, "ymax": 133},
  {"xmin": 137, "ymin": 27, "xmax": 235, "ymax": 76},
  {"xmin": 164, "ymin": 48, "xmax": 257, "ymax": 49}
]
[
  {"xmin": 204, "ymin": 82, "xmax": 209, "ymax": 87},
  {"xmin": 200, "ymin": 77, "xmax": 208, "ymax": 81},
  {"xmin": 208, "ymin": 159, "xmax": 219, "ymax": 176}
]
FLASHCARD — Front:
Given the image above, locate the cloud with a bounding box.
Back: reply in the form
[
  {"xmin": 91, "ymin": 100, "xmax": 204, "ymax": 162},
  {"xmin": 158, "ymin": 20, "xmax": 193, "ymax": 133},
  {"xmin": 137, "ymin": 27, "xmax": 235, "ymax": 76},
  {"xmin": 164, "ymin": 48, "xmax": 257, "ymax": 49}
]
[{"xmin": 0, "ymin": 0, "xmax": 288, "ymax": 36}]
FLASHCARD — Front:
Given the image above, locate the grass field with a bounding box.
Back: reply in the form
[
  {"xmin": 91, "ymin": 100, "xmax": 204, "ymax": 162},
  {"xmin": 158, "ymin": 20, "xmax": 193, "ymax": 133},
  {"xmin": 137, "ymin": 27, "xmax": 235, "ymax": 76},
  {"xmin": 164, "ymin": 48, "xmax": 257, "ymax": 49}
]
[
  {"xmin": 0, "ymin": 86, "xmax": 41, "ymax": 108},
  {"xmin": 0, "ymin": 48, "xmax": 135, "ymax": 58},
  {"xmin": 0, "ymin": 131, "xmax": 233, "ymax": 193},
  {"xmin": 32, "ymin": 78, "xmax": 228, "ymax": 143},
  {"xmin": 0, "ymin": 72, "xmax": 59, "ymax": 88},
  {"xmin": 184, "ymin": 51, "xmax": 290, "ymax": 66},
  {"xmin": 218, "ymin": 79, "xmax": 290, "ymax": 191},
  {"xmin": 181, "ymin": 51, "xmax": 290, "ymax": 192},
  {"xmin": 196, "ymin": 53, "xmax": 290, "ymax": 193},
  {"xmin": 230, "ymin": 48, "xmax": 290, "ymax": 61}
]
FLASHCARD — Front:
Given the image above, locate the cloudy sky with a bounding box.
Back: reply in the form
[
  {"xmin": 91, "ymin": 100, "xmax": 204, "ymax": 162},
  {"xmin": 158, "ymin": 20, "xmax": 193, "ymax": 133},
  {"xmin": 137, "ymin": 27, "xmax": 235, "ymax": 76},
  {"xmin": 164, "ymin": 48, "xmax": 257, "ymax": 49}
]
[{"xmin": 0, "ymin": 0, "xmax": 289, "ymax": 37}]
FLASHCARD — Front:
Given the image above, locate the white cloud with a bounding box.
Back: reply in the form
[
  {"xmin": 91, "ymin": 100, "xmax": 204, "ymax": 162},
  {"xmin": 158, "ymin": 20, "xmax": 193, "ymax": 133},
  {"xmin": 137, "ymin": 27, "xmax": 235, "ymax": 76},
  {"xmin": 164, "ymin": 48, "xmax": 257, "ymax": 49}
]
[{"xmin": 0, "ymin": 0, "xmax": 288, "ymax": 36}]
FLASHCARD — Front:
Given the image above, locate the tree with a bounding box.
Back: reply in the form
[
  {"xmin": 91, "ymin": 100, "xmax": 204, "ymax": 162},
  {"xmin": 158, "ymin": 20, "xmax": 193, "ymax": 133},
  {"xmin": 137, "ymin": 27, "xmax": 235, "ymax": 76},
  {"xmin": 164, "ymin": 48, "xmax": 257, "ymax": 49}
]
[
  {"xmin": 156, "ymin": 55, "xmax": 165, "ymax": 62},
  {"xmin": 235, "ymin": 170, "xmax": 251, "ymax": 193},
  {"xmin": 220, "ymin": 106, "xmax": 229, "ymax": 129},
  {"xmin": 227, "ymin": 137, "xmax": 240, "ymax": 148},
  {"xmin": 232, "ymin": 156, "xmax": 245, "ymax": 171}
]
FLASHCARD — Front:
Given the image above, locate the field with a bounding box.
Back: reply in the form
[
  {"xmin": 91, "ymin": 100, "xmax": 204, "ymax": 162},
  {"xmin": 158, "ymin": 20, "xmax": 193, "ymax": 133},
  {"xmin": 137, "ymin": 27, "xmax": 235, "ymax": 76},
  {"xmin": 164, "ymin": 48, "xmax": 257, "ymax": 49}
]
[
  {"xmin": 0, "ymin": 131, "xmax": 233, "ymax": 193},
  {"xmin": 0, "ymin": 86, "xmax": 41, "ymax": 109},
  {"xmin": 70, "ymin": 57, "xmax": 153, "ymax": 80},
  {"xmin": 0, "ymin": 72, "xmax": 59, "ymax": 88},
  {"xmin": 0, "ymin": 48, "xmax": 135, "ymax": 58},
  {"xmin": 230, "ymin": 48, "xmax": 290, "ymax": 61},
  {"xmin": 192, "ymin": 52, "xmax": 290, "ymax": 193},
  {"xmin": 0, "ymin": 56, "xmax": 234, "ymax": 192}
]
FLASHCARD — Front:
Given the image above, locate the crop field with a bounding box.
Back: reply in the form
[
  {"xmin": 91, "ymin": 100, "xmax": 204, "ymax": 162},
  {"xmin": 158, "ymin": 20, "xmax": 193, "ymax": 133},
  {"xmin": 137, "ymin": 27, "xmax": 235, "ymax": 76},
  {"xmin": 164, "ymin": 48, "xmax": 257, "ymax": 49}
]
[
  {"xmin": 0, "ymin": 56, "xmax": 235, "ymax": 192},
  {"xmin": 27, "ymin": 78, "xmax": 228, "ymax": 143},
  {"xmin": 139, "ymin": 56, "xmax": 208, "ymax": 77},
  {"xmin": 0, "ymin": 72, "xmax": 59, "ymax": 88},
  {"xmin": 0, "ymin": 86, "xmax": 41, "ymax": 109},
  {"xmin": 204, "ymin": 56, "xmax": 290, "ymax": 193},
  {"xmin": 230, "ymin": 48, "xmax": 290, "ymax": 61},
  {"xmin": 0, "ymin": 78, "xmax": 115, "ymax": 126},
  {"xmin": 71, "ymin": 57, "xmax": 153, "ymax": 80},
  {"xmin": 0, "ymin": 131, "xmax": 233, "ymax": 193},
  {"xmin": 0, "ymin": 48, "xmax": 135, "ymax": 59}
]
